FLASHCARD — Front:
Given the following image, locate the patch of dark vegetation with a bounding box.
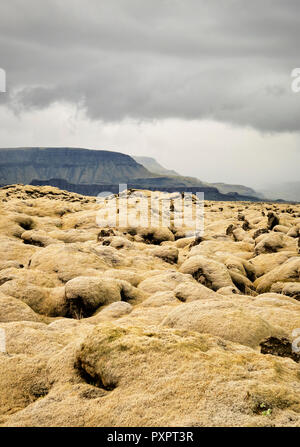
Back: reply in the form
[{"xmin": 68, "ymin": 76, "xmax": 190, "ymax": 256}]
[
  {"xmin": 242, "ymin": 220, "xmax": 250, "ymax": 231},
  {"xmin": 23, "ymin": 239, "xmax": 45, "ymax": 247},
  {"xmin": 97, "ymin": 228, "xmax": 115, "ymax": 242},
  {"xmin": 127, "ymin": 228, "xmax": 137, "ymax": 236},
  {"xmin": 67, "ymin": 298, "xmax": 91, "ymax": 319},
  {"xmin": 245, "ymin": 391, "xmax": 292, "ymax": 416},
  {"xmin": 253, "ymin": 401, "xmax": 273, "ymax": 416},
  {"xmin": 226, "ymin": 224, "xmax": 236, "ymax": 236},
  {"xmin": 260, "ymin": 337, "xmax": 300, "ymax": 363},
  {"xmin": 120, "ymin": 289, "xmax": 128, "ymax": 302},
  {"xmin": 189, "ymin": 236, "xmax": 203, "ymax": 248},
  {"xmin": 18, "ymin": 220, "xmax": 34, "ymax": 231},
  {"xmin": 79, "ymin": 387, "xmax": 107, "ymax": 400},
  {"xmin": 175, "ymin": 292, "xmax": 186, "ymax": 302},
  {"xmin": 231, "ymin": 276, "xmax": 246, "ymax": 294},
  {"xmin": 192, "ymin": 268, "xmax": 213, "ymax": 289},
  {"xmin": 172, "ymin": 229, "xmax": 187, "ymax": 240},
  {"xmin": 253, "ymin": 228, "xmax": 269, "ymax": 239},
  {"xmin": 142, "ymin": 232, "xmax": 158, "ymax": 245},
  {"xmin": 29, "ymin": 383, "xmax": 50, "ymax": 399},
  {"xmin": 75, "ymin": 359, "xmax": 117, "ymax": 392},
  {"xmin": 0, "ymin": 277, "xmax": 13, "ymax": 286},
  {"xmin": 267, "ymin": 212, "xmax": 279, "ymax": 230}
]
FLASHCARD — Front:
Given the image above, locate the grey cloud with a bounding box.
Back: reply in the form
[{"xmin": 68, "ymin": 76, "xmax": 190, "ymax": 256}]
[{"xmin": 1, "ymin": 0, "xmax": 300, "ymax": 131}]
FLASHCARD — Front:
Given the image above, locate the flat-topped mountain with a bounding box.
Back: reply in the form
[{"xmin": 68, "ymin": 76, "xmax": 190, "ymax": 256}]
[{"xmin": 0, "ymin": 147, "xmax": 153, "ymax": 185}]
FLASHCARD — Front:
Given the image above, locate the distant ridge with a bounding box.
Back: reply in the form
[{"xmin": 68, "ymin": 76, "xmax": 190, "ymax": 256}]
[
  {"xmin": 134, "ymin": 155, "xmax": 264, "ymax": 200},
  {"xmin": 30, "ymin": 178, "xmax": 262, "ymax": 201},
  {"xmin": 210, "ymin": 182, "xmax": 265, "ymax": 199},
  {"xmin": 0, "ymin": 147, "xmax": 278, "ymax": 202},
  {"xmin": 132, "ymin": 156, "xmax": 179, "ymax": 176}
]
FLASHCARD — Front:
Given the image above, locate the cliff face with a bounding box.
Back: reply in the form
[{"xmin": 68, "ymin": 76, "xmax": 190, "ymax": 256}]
[{"xmin": 0, "ymin": 147, "xmax": 153, "ymax": 185}]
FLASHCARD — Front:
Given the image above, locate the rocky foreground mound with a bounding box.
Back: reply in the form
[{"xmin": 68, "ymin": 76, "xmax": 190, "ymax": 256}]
[{"xmin": 0, "ymin": 184, "xmax": 299, "ymax": 427}]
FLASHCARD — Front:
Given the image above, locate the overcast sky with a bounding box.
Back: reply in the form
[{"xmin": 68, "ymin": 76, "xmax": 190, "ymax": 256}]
[{"xmin": 0, "ymin": 0, "xmax": 300, "ymax": 189}]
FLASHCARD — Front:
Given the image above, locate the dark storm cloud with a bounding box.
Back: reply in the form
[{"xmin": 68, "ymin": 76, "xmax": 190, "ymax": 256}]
[{"xmin": 1, "ymin": 0, "xmax": 300, "ymax": 131}]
